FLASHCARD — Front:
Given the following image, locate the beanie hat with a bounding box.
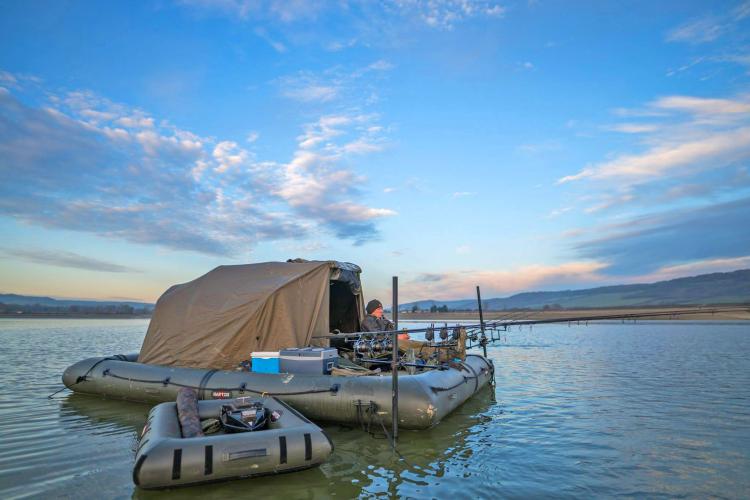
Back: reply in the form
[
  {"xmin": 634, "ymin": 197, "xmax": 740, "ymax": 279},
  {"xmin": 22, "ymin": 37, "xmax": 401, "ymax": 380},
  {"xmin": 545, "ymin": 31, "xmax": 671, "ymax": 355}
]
[{"xmin": 366, "ymin": 299, "xmax": 383, "ymax": 314}]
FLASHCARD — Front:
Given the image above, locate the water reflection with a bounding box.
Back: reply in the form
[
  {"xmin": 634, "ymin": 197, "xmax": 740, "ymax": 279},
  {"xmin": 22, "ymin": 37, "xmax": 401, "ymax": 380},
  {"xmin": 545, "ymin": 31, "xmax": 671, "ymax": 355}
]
[
  {"xmin": 56, "ymin": 379, "xmax": 495, "ymax": 498},
  {"xmin": 59, "ymin": 393, "xmax": 149, "ymax": 435},
  {"xmin": 2, "ymin": 319, "xmax": 750, "ymax": 498}
]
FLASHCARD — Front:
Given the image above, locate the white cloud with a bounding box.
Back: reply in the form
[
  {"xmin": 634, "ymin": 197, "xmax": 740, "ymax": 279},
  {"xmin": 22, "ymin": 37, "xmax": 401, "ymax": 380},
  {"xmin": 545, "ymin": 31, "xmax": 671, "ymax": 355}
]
[
  {"xmin": 340, "ymin": 138, "xmax": 383, "ymax": 154},
  {"xmin": 283, "ymin": 84, "xmax": 338, "ymax": 102},
  {"xmin": 0, "ymin": 73, "xmax": 394, "ymax": 253},
  {"xmin": 272, "ymin": 113, "xmax": 396, "ymax": 242},
  {"xmin": 367, "ymin": 60, "xmax": 394, "ymax": 71},
  {"xmin": 326, "ymin": 38, "xmax": 358, "ymax": 52},
  {"xmin": 667, "ymin": 18, "xmax": 723, "ymax": 44},
  {"xmin": 1, "ymin": 247, "xmax": 139, "ymax": 273},
  {"xmin": 606, "ymin": 123, "xmax": 659, "ymax": 134},
  {"xmin": 278, "ymin": 60, "xmax": 392, "ymax": 106},
  {"xmin": 452, "ymin": 191, "xmax": 475, "ymax": 198},
  {"xmin": 736, "ymin": 1, "xmax": 750, "ymax": 19},
  {"xmin": 180, "ymin": 0, "xmax": 505, "ymax": 33},
  {"xmin": 547, "ymin": 206, "xmax": 573, "ymax": 218},
  {"xmin": 518, "ymin": 140, "xmax": 561, "ymax": 154},
  {"xmin": 395, "ymin": 0, "xmax": 506, "ymax": 30},
  {"xmin": 559, "ymin": 126, "xmax": 750, "ymax": 184},
  {"xmin": 180, "ymin": 0, "xmax": 324, "ymax": 23},
  {"xmin": 667, "ymin": 3, "xmax": 750, "ymax": 46},
  {"xmin": 116, "ymin": 115, "xmax": 155, "ymax": 128},
  {"xmin": 212, "ymin": 141, "xmax": 251, "ymax": 173},
  {"xmin": 560, "ymin": 95, "xmax": 750, "ymax": 186},
  {"xmin": 246, "ymin": 131, "xmax": 259, "ymax": 143},
  {"xmin": 253, "ymin": 27, "xmax": 287, "ymax": 53},
  {"xmin": 583, "ymin": 194, "xmax": 635, "ymax": 213},
  {"xmin": 653, "ymin": 95, "xmax": 750, "ymax": 115}
]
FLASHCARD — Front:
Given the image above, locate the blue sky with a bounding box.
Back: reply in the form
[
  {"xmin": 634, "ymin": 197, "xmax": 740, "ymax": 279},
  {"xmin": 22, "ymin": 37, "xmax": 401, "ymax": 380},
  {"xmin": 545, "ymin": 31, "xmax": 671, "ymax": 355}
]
[{"xmin": 1, "ymin": 0, "xmax": 749, "ymax": 303}]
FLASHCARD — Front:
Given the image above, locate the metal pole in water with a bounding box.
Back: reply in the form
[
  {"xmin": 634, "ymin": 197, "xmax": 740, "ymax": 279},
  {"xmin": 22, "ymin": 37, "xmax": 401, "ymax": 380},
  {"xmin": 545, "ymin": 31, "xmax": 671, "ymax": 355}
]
[
  {"xmin": 392, "ymin": 276, "xmax": 399, "ymax": 445},
  {"xmin": 476, "ymin": 285, "xmax": 488, "ymax": 358}
]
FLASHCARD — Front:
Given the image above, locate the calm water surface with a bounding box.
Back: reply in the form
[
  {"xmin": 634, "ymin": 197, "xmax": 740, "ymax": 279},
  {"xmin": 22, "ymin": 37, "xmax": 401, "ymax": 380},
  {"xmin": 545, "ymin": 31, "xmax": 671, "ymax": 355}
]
[{"xmin": 0, "ymin": 318, "xmax": 748, "ymax": 498}]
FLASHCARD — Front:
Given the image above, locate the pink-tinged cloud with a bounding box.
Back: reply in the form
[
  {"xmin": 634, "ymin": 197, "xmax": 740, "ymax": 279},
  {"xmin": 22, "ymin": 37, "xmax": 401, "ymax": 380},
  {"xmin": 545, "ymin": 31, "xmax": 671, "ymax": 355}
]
[
  {"xmin": 400, "ymin": 261, "xmax": 609, "ymax": 301},
  {"xmin": 628, "ymin": 256, "xmax": 750, "ymax": 283}
]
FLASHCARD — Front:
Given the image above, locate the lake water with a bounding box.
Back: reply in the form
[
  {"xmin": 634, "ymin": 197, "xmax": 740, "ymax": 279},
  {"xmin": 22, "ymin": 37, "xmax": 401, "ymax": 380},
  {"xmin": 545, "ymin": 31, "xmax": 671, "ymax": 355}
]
[{"xmin": 0, "ymin": 318, "xmax": 748, "ymax": 498}]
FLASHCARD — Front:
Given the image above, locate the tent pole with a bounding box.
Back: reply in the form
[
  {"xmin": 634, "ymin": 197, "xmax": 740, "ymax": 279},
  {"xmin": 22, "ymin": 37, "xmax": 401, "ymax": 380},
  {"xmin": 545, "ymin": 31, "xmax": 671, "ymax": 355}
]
[
  {"xmin": 391, "ymin": 276, "xmax": 399, "ymax": 446},
  {"xmin": 477, "ymin": 285, "xmax": 488, "ymax": 358}
]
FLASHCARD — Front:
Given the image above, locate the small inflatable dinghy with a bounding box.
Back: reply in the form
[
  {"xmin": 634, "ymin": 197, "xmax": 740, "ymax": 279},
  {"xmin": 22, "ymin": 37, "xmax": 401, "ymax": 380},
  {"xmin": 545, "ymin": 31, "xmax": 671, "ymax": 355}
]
[{"xmin": 134, "ymin": 394, "xmax": 333, "ymax": 489}]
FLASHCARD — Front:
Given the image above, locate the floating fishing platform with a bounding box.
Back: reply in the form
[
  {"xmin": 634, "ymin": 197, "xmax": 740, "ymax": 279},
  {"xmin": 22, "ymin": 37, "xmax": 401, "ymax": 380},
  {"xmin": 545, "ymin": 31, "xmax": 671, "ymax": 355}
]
[{"xmin": 63, "ymin": 352, "xmax": 494, "ymax": 430}]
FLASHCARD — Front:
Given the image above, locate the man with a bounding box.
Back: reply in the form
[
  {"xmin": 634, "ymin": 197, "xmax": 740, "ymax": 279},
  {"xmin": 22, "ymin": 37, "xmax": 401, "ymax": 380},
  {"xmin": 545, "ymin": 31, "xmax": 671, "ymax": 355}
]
[
  {"xmin": 361, "ymin": 299, "xmax": 395, "ymax": 333},
  {"xmin": 361, "ymin": 299, "xmax": 410, "ymax": 340}
]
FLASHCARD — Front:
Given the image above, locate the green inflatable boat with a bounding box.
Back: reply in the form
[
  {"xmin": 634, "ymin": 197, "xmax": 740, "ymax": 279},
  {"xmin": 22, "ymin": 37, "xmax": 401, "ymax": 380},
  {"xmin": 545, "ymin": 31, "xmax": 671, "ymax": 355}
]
[{"xmin": 63, "ymin": 352, "xmax": 493, "ymax": 430}]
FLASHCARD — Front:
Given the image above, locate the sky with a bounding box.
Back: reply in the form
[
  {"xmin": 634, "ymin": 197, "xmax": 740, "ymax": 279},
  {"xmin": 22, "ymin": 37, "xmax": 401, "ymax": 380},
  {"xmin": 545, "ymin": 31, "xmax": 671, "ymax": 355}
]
[{"xmin": 1, "ymin": 0, "xmax": 749, "ymax": 304}]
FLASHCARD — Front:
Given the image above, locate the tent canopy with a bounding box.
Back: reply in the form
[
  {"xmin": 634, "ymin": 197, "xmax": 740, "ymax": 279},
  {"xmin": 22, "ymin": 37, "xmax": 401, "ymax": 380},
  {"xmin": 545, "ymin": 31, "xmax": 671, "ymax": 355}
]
[{"xmin": 138, "ymin": 260, "xmax": 363, "ymax": 370}]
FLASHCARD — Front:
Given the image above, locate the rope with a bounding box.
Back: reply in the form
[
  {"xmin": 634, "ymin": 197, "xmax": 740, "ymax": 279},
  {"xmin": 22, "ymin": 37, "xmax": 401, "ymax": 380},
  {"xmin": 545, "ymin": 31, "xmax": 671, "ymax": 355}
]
[
  {"xmin": 46, "ymin": 386, "xmax": 69, "ymax": 399},
  {"xmin": 46, "ymin": 355, "xmax": 124, "ymax": 399},
  {"xmin": 102, "ymin": 369, "xmax": 339, "ymax": 396},
  {"xmin": 430, "ymin": 376, "xmax": 472, "ymax": 393}
]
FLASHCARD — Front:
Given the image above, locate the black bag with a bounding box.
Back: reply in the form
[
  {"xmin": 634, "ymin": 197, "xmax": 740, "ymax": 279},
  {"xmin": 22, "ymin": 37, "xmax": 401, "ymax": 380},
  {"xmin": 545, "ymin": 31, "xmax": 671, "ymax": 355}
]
[{"xmin": 220, "ymin": 403, "xmax": 268, "ymax": 433}]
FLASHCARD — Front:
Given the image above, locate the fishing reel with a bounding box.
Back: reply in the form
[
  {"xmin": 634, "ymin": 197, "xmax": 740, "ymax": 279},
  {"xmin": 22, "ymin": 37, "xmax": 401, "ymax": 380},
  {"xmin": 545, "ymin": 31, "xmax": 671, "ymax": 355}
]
[
  {"xmin": 354, "ymin": 339, "xmax": 371, "ymax": 356},
  {"xmin": 452, "ymin": 327, "xmax": 463, "ymax": 341},
  {"xmin": 370, "ymin": 339, "xmax": 385, "ymax": 353},
  {"xmin": 439, "ymin": 327, "xmax": 449, "ymax": 341},
  {"xmin": 380, "ymin": 336, "xmax": 393, "ymax": 351},
  {"xmin": 353, "ymin": 334, "xmax": 393, "ymax": 357},
  {"xmin": 425, "ymin": 326, "xmax": 435, "ymax": 342}
]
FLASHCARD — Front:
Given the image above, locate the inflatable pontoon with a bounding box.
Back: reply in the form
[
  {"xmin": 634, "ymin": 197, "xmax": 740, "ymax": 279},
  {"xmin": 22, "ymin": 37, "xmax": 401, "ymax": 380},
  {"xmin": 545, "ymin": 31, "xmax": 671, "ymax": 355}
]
[{"xmin": 63, "ymin": 352, "xmax": 493, "ymax": 429}]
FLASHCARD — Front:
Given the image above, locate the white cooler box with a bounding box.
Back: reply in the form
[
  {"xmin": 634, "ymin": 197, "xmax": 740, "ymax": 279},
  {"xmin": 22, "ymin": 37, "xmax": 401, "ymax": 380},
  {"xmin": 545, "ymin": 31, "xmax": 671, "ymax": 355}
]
[{"xmin": 279, "ymin": 347, "xmax": 339, "ymax": 375}]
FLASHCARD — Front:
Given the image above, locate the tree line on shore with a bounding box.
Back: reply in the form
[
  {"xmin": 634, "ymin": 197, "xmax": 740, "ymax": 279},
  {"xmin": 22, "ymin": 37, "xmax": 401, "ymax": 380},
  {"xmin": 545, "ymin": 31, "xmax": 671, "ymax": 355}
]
[
  {"xmin": 0, "ymin": 302, "xmax": 153, "ymax": 316},
  {"xmin": 408, "ymin": 303, "xmax": 565, "ymax": 313}
]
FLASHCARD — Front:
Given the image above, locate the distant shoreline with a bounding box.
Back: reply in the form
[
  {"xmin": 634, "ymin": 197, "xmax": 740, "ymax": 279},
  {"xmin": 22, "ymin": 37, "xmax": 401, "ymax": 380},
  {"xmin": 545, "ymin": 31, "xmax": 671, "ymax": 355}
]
[
  {"xmin": 2, "ymin": 307, "xmax": 748, "ymax": 321},
  {"xmin": 0, "ymin": 313, "xmax": 152, "ymax": 319},
  {"xmin": 400, "ymin": 306, "xmax": 750, "ymax": 322}
]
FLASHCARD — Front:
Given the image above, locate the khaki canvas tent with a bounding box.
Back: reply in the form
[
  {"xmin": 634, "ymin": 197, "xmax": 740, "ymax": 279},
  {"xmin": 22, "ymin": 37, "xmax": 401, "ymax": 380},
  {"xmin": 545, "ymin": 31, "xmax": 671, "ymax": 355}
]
[{"xmin": 138, "ymin": 260, "xmax": 364, "ymax": 370}]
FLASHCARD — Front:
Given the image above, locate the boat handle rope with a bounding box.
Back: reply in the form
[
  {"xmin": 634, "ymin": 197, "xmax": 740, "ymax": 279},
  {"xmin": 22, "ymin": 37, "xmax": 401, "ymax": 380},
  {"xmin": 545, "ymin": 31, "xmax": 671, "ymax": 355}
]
[
  {"xmin": 47, "ymin": 355, "xmax": 124, "ymax": 399},
  {"xmin": 430, "ymin": 375, "xmax": 473, "ymax": 394},
  {"xmin": 429, "ymin": 360, "xmax": 487, "ymax": 394},
  {"xmin": 467, "ymin": 353, "xmax": 496, "ymax": 386},
  {"xmin": 461, "ymin": 361, "xmax": 480, "ymax": 393},
  {"xmin": 100, "ymin": 369, "xmax": 340, "ymax": 396}
]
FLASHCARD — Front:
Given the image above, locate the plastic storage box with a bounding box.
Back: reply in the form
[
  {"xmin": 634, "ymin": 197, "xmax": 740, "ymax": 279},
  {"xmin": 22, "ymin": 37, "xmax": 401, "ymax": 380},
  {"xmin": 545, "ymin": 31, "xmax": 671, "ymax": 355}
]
[
  {"xmin": 251, "ymin": 352, "xmax": 280, "ymax": 374},
  {"xmin": 279, "ymin": 347, "xmax": 339, "ymax": 375}
]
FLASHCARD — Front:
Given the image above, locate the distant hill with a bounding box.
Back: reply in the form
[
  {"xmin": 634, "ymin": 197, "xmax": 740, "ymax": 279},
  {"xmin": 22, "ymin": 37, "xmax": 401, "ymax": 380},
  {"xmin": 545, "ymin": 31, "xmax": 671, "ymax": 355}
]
[
  {"xmin": 0, "ymin": 293, "xmax": 153, "ymax": 309},
  {"xmin": 400, "ymin": 269, "xmax": 750, "ymax": 311}
]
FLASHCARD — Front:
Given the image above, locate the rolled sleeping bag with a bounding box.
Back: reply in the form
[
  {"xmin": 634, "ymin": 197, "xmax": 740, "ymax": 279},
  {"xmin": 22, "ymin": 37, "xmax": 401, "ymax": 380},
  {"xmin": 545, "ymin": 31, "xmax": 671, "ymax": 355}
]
[{"xmin": 176, "ymin": 388, "xmax": 203, "ymax": 438}]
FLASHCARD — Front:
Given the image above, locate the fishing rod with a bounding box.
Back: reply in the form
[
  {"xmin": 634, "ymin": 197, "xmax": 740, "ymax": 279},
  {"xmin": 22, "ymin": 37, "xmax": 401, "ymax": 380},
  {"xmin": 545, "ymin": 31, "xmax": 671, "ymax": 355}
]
[{"xmin": 314, "ymin": 306, "xmax": 750, "ymax": 340}]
